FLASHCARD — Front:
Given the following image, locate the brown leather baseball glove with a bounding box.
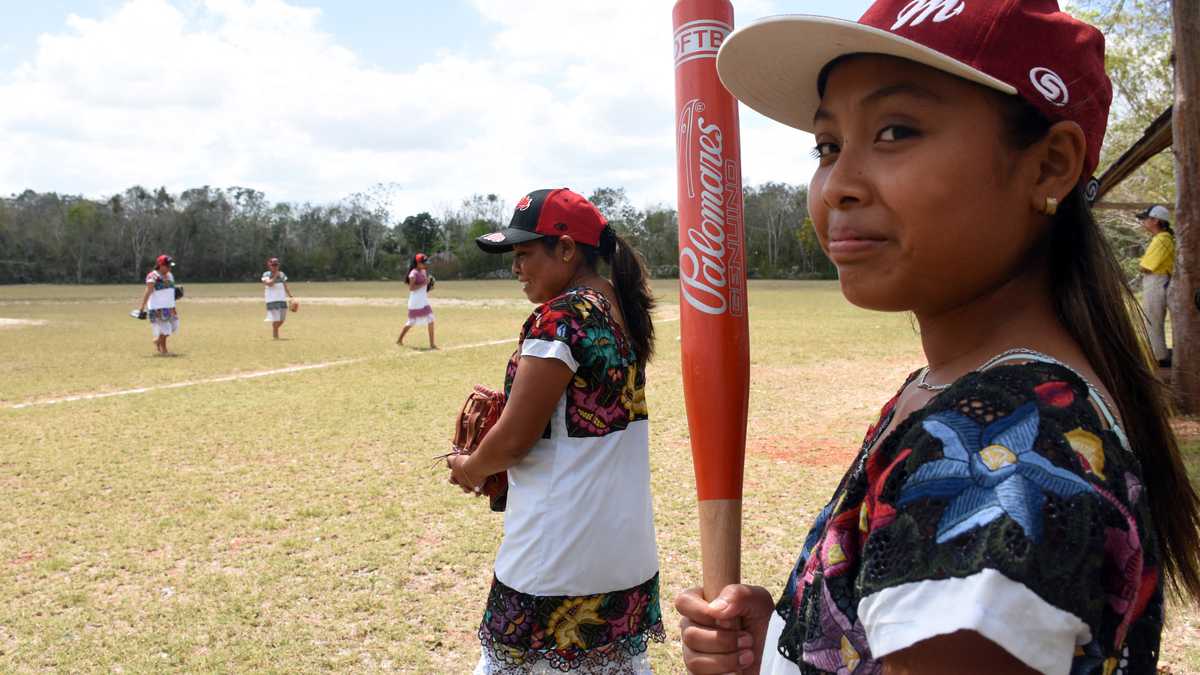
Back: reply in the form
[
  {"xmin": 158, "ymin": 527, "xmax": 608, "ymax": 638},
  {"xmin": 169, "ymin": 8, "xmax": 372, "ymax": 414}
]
[{"xmin": 445, "ymin": 385, "xmax": 507, "ymax": 511}]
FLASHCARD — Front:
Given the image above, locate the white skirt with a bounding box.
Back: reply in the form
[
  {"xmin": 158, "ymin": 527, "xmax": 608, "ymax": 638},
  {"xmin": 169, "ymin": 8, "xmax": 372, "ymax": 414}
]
[
  {"xmin": 265, "ymin": 307, "xmax": 288, "ymax": 322},
  {"xmin": 406, "ymin": 312, "xmax": 434, "ymax": 327},
  {"xmin": 407, "ymin": 287, "xmax": 433, "ymax": 326},
  {"xmin": 149, "ymin": 312, "xmax": 179, "ymax": 337}
]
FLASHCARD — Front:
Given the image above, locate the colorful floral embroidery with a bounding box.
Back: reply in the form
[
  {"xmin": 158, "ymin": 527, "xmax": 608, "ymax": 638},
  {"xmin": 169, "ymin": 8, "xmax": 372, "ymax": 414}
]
[
  {"xmin": 146, "ymin": 271, "xmax": 174, "ymax": 291},
  {"xmin": 506, "ymin": 288, "xmax": 647, "ymax": 439},
  {"xmin": 548, "ymin": 597, "xmax": 606, "ymax": 651},
  {"xmin": 1068, "ymin": 428, "xmax": 1107, "ymax": 480},
  {"xmin": 775, "ymin": 366, "xmax": 1163, "ymax": 674},
  {"xmin": 479, "ymin": 574, "xmax": 665, "ymax": 671},
  {"xmin": 897, "ymin": 403, "xmax": 1095, "ymax": 543}
]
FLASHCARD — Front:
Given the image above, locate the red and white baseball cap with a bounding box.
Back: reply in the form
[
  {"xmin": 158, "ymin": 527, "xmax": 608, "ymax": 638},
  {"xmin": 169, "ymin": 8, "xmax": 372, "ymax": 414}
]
[
  {"xmin": 716, "ymin": 0, "xmax": 1112, "ymax": 178},
  {"xmin": 476, "ymin": 188, "xmax": 608, "ymax": 253}
]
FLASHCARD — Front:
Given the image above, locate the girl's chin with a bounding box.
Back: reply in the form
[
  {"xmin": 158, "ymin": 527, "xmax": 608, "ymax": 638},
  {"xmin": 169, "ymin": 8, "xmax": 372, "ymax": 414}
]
[{"xmin": 837, "ymin": 277, "xmax": 913, "ymax": 313}]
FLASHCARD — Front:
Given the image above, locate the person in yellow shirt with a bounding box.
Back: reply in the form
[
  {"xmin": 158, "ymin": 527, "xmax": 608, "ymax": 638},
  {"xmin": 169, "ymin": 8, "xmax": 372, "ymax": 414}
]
[{"xmin": 1136, "ymin": 204, "xmax": 1175, "ymax": 366}]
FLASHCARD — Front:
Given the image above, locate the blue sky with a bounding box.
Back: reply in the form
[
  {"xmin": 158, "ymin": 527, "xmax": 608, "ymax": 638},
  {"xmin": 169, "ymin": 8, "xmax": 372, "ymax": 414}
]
[
  {"xmin": 0, "ymin": 0, "xmax": 494, "ymax": 71},
  {"xmin": 0, "ymin": 0, "xmax": 872, "ymax": 214}
]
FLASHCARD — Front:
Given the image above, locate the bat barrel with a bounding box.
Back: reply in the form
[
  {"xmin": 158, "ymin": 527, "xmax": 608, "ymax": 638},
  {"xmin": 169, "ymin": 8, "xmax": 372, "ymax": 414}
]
[{"xmin": 673, "ymin": 0, "xmax": 750, "ymax": 600}]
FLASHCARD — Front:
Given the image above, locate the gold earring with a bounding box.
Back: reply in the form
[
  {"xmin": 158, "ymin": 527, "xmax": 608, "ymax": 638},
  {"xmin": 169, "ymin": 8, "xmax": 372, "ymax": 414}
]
[{"xmin": 1043, "ymin": 197, "xmax": 1059, "ymax": 216}]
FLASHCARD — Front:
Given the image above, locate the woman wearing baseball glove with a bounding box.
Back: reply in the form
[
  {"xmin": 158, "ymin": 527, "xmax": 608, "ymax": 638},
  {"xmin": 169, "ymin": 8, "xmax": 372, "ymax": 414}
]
[
  {"xmin": 137, "ymin": 254, "xmax": 180, "ymax": 355},
  {"xmin": 448, "ymin": 188, "xmax": 663, "ymax": 674},
  {"xmin": 262, "ymin": 256, "xmax": 294, "ymax": 340},
  {"xmin": 674, "ymin": 2, "xmax": 1200, "ymax": 674},
  {"xmin": 397, "ymin": 252, "xmax": 437, "ymax": 349}
]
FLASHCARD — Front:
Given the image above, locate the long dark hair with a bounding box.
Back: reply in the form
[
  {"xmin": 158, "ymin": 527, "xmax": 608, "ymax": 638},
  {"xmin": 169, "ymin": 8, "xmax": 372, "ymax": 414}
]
[
  {"xmin": 1000, "ymin": 95, "xmax": 1200, "ymax": 600},
  {"xmin": 542, "ymin": 228, "xmax": 656, "ymax": 367}
]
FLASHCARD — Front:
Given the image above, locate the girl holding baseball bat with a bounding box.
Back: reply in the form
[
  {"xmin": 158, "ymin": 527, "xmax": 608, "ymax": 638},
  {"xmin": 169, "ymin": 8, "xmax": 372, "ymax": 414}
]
[
  {"xmin": 676, "ymin": 2, "xmax": 1200, "ymax": 674},
  {"xmin": 448, "ymin": 188, "xmax": 664, "ymax": 673}
]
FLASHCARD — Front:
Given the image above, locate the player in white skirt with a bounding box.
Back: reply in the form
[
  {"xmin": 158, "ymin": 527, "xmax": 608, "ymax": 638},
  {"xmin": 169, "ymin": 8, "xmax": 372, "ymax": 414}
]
[
  {"xmin": 138, "ymin": 254, "xmax": 179, "ymax": 355},
  {"xmin": 397, "ymin": 252, "xmax": 437, "ymax": 349},
  {"xmin": 262, "ymin": 257, "xmax": 295, "ymax": 340}
]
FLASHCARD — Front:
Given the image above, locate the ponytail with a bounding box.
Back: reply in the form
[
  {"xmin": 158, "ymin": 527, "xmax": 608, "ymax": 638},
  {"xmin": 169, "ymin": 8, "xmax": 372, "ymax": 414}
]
[
  {"xmin": 1051, "ymin": 188, "xmax": 1200, "ymax": 600},
  {"xmin": 544, "ymin": 228, "xmax": 657, "ymax": 367},
  {"xmin": 599, "ymin": 227, "xmax": 656, "ymax": 367},
  {"xmin": 997, "ymin": 93, "xmax": 1200, "ymax": 600}
]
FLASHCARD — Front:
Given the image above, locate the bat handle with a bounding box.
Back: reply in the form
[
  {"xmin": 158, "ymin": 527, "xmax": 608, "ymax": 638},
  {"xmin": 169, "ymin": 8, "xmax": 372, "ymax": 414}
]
[
  {"xmin": 698, "ymin": 498, "xmax": 742, "ymax": 600},
  {"xmin": 699, "ymin": 498, "xmax": 745, "ymax": 664}
]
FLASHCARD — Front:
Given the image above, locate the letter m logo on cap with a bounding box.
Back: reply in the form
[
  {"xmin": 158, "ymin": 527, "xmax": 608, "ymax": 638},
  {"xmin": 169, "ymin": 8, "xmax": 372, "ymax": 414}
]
[{"xmin": 891, "ymin": 0, "xmax": 966, "ymax": 30}]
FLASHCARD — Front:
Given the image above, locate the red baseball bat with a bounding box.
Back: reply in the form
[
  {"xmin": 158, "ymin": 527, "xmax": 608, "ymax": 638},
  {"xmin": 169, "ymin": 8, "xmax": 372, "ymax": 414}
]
[{"xmin": 672, "ymin": 0, "xmax": 750, "ymax": 601}]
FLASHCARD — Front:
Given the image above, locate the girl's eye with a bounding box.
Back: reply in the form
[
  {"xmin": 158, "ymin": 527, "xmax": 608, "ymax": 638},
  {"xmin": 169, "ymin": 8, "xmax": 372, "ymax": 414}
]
[
  {"xmin": 810, "ymin": 142, "xmax": 840, "ymax": 159},
  {"xmin": 876, "ymin": 125, "xmax": 918, "ymax": 142}
]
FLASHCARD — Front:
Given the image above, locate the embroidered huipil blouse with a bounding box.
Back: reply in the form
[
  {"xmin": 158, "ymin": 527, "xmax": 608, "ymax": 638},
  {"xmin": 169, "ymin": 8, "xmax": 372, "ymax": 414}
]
[
  {"xmin": 762, "ymin": 356, "xmax": 1163, "ymax": 675},
  {"xmin": 262, "ymin": 270, "xmax": 288, "ymax": 306},
  {"xmin": 478, "ymin": 287, "xmax": 663, "ymax": 672}
]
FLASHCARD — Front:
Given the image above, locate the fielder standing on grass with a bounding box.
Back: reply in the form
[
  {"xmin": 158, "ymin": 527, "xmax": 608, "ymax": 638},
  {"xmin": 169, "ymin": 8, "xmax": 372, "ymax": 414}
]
[
  {"xmin": 262, "ymin": 257, "xmax": 294, "ymax": 340},
  {"xmin": 676, "ymin": 1, "xmax": 1200, "ymax": 673},
  {"xmin": 137, "ymin": 254, "xmax": 180, "ymax": 356}
]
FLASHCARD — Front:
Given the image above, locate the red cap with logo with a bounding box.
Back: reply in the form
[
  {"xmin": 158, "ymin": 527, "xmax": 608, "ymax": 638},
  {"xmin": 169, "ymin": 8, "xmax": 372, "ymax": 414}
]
[
  {"xmin": 716, "ymin": 0, "xmax": 1112, "ymax": 178},
  {"xmin": 156, "ymin": 254, "xmax": 175, "ymax": 268},
  {"xmin": 476, "ymin": 188, "xmax": 608, "ymax": 253}
]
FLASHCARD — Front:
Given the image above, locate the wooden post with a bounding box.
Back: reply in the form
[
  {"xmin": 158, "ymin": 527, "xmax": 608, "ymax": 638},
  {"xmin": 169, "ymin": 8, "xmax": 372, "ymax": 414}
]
[{"xmin": 1172, "ymin": 0, "xmax": 1200, "ymax": 413}]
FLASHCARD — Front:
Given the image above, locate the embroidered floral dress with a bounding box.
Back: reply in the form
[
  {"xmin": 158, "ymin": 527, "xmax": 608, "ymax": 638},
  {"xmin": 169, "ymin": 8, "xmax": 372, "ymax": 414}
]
[
  {"xmin": 762, "ymin": 355, "xmax": 1162, "ymax": 675},
  {"xmin": 476, "ymin": 287, "xmax": 664, "ymax": 675},
  {"xmin": 145, "ymin": 270, "xmax": 179, "ymax": 337},
  {"xmin": 406, "ymin": 269, "xmax": 434, "ymax": 326},
  {"xmin": 262, "ymin": 270, "xmax": 289, "ymax": 322}
]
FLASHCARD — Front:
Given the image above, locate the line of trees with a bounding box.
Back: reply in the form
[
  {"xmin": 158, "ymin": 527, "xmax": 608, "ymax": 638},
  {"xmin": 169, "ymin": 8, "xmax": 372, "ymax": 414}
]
[{"xmin": 0, "ymin": 183, "xmax": 835, "ymax": 284}]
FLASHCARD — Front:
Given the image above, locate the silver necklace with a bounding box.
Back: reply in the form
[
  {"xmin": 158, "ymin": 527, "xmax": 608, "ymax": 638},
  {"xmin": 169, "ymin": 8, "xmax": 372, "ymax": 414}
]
[
  {"xmin": 915, "ymin": 365, "xmax": 951, "ymax": 392},
  {"xmin": 917, "ymin": 347, "xmax": 1118, "ymax": 416},
  {"xmin": 917, "ymin": 347, "xmax": 1067, "ymax": 392}
]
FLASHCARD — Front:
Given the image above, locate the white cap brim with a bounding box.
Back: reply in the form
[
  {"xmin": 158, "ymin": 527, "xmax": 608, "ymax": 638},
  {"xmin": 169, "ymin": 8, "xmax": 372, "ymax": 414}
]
[{"xmin": 716, "ymin": 15, "xmax": 1017, "ymax": 134}]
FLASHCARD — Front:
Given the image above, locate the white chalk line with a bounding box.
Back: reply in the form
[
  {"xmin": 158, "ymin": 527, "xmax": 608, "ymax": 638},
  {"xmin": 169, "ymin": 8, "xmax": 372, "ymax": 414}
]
[
  {"xmin": 0, "ymin": 318, "xmax": 48, "ymax": 328},
  {"xmin": 5, "ymin": 317, "xmax": 679, "ymax": 411},
  {"xmin": 5, "ymin": 337, "xmax": 519, "ymax": 411}
]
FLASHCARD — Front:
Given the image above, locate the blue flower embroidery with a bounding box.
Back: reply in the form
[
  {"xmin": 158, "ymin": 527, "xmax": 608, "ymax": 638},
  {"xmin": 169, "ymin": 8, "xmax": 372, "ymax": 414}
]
[{"xmin": 897, "ymin": 402, "xmax": 1094, "ymax": 543}]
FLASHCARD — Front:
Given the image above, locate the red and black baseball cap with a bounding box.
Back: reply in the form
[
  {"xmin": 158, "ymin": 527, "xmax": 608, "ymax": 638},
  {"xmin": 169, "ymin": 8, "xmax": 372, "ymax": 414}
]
[
  {"xmin": 476, "ymin": 188, "xmax": 608, "ymax": 254},
  {"xmin": 156, "ymin": 254, "xmax": 175, "ymax": 268},
  {"xmin": 414, "ymin": 252, "xmax": 428, "ymax": 263},
  {"xmin": 716, "ymin": 0, "xmax": 1112, "ymax": 179}
]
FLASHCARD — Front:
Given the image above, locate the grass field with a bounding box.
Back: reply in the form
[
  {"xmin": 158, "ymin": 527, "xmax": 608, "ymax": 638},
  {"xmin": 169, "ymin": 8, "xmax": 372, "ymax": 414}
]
[{"xmin": 1, "ymin": 280, "xmax": 1197, "ymax": 673}]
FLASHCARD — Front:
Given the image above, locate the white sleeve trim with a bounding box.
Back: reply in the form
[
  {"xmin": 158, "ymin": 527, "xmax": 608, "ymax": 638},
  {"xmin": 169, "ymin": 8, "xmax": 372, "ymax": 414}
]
[
  {"xmin": 521, "ymin": 339, "xmax": 579, "ymax": 372},
  {"xmin": 858, "ymin": 569, "xmax": 1091, "ymax": 675},
  {"xmin": 761, "ymin": 612, "xmax": 803, "ymax": 675}
]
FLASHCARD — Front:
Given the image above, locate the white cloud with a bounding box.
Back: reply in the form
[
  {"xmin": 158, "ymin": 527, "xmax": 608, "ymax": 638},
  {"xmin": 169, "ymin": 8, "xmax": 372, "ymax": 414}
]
[{"xmin": 0, "ymin": 0, "xmax": 817, "ymax": 216}]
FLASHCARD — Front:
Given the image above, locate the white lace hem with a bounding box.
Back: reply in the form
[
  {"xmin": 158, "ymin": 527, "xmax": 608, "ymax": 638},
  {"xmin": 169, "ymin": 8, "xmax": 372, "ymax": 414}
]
[{"xmin": 473, "ymin": 648, "xmax": 652, "ymax": 674}]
